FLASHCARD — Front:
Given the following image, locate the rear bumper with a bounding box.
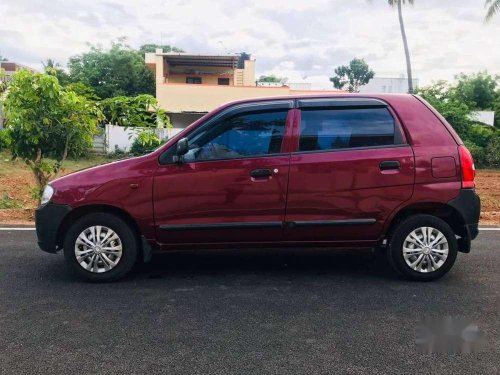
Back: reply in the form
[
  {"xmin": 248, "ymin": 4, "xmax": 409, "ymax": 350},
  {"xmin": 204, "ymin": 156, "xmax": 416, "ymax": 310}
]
[
  {"xmin": 35, "ymin": 203, "xmax": 72, "ymax": 253},
  {"xmin": 448, "ymin": 189, "xmax": 481, "ymax": 253}
]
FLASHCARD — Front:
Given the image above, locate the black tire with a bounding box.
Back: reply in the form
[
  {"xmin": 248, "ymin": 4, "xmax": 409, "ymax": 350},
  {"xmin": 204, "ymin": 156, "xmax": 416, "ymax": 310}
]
[
  {"xmin": 387, "ymin": 214, "xmax": 458, "ymax": 281},
  {"xmin": 63, "ymin": 212, "xmax": 138, "ymax": 282}
]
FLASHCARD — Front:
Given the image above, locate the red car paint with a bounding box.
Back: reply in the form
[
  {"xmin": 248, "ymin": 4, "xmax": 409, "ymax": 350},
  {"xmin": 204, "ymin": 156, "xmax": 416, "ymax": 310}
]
[{"xmin": 48, "ymin": 93, "xmax": 472, "ymax": 251}]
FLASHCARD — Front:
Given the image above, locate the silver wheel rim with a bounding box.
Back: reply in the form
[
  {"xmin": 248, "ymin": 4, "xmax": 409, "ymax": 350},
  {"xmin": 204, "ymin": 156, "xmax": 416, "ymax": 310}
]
[
  {"xmin": 403, "ymin": 226, "xmax": 449, "ymax": 273},
  {"xmin": 74, "ymin": 226, "xmax": 123, "ymax": 273}
]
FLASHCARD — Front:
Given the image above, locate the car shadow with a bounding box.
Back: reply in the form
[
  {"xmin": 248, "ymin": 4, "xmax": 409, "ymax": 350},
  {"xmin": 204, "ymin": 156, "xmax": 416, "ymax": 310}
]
[{"xmin": 131, "ymin": 247, "xmax": 396, "ymax": 282}]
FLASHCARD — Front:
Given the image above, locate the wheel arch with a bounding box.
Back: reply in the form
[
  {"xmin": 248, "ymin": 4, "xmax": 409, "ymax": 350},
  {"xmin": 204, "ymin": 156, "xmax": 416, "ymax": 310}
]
[
  {"xmin": 56, "ymin": 204, "xmax": 144, "ymax": 257},
  {"xmin": 385, "ymin": 202, "xmax": 467, "ymax": 250}
]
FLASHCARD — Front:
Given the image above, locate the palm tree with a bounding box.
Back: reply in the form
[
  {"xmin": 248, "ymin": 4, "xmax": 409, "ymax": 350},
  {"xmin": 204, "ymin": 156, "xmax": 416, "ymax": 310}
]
[
  {"xmin": 389, "ymin": 0, "xmax": 415, "ymax": 93},
  {"xmin": 485, "ymin": 0, "xmax": 500, "ymax": 21},
  {"xmin": 370, "ymin": 1, "xmax": 415, "ymax": 93},
  {"xmin": 41, "ymin": 58, "xmax": 60, "ymax": 71}
]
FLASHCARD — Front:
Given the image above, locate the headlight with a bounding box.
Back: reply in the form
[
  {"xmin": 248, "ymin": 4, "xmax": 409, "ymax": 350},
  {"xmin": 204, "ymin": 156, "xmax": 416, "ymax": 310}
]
[{"xmin": 40, "ymin": 185, "xmax": 54, "ymax": 206}]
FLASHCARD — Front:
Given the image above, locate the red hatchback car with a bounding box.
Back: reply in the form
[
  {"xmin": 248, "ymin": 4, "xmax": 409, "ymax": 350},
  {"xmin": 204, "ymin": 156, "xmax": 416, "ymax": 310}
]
[{"xmin": 36, "ymin": 94, "xmax": 480, "ymax": 281}]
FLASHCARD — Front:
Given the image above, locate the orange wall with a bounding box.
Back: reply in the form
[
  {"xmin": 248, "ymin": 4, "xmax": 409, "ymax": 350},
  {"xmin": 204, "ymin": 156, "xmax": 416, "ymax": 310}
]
[{"xmin": 156, "ymin": 83, "xmax": 339, "ymax": 112}]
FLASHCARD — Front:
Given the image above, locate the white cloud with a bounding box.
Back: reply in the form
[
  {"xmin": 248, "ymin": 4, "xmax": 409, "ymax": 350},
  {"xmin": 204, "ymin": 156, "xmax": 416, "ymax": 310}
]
[{"xmin": 0, "ymin": 0, "xmax": 499, "ymax": 88}]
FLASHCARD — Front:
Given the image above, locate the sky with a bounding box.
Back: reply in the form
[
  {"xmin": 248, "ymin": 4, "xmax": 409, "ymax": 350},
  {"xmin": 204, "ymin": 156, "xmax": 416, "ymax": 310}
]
[{"xmin": 0, "ymin": 0, "xmax": 499, "ymax": 89}]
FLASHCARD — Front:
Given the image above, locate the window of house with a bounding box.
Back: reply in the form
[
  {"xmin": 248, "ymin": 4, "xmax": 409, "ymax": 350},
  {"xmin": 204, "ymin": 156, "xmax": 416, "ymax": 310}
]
[
  {"xmin": 298, "ymin": 107, "xmax": 401, "ymax": 152},
  {"xmin": 218, "ymin": 78, "xmax": 230, "ymax": 85},
  {"xmin": 186, "ymin": 77, "xmax": 202, "ymax": 84},
  {"xmin": 182, "ymin": 109, "xmax": 288, "ymax": 162}
]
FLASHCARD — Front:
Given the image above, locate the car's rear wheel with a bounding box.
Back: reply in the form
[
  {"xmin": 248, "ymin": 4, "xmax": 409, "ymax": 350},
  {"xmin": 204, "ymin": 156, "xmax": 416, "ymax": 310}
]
[
  {"xmin": 387, "ymin": 214, "xmax": 458, "ymax": 281},
  {"xmin": 63, "ymin": 213, "xmax": 138, "ymax": 282}
]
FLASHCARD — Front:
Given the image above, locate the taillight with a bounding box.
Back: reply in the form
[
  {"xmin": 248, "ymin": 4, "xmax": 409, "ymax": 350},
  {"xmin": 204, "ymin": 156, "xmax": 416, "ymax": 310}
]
[{"xmin": 458, "ymin": 145, "xmax": 475, "ymax": 188}]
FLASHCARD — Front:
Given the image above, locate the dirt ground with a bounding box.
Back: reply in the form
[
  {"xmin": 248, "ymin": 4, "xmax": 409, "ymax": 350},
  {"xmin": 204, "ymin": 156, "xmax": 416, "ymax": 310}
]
[
  {"xmin": 0, "ymin": 153, "xmax": 499, "ymax": 225},
  {"xmin": 0, "ymin": 153, "xmax": 114, "ymax": 224},
  {"xmin": 475, "ymin": 170, "xmax": 500, "ymax": 225}
]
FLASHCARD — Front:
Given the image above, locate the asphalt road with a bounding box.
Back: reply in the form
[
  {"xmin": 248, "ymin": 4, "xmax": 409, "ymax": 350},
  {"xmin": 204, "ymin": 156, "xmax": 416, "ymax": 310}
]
[{"xmin": 0, "ymin": 230, "xmax": 499, "ymax": 375}]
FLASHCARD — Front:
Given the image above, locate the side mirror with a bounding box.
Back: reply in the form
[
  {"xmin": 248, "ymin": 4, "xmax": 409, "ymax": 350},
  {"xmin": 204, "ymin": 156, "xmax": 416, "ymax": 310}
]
[
  {"xmin": 173, "ymin": 138, "xmax": 189, "ymax": 163},
  {"xmin": 177, "ymin": 138, "xmax": 189, "ymax": 155}
]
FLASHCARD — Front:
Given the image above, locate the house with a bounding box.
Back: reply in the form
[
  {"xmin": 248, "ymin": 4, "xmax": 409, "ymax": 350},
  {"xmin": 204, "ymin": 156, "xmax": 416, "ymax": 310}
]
[
  {"xmin": 145, "ymin": 50, "xmax": 332, "ymax": 135},
  {"xmin": 359, "ymin": 76, "xmax": 419, "ymax": 94},
  {"xmin": 0, "ymin": 61, "xmax": 38, "ymax": 82}
]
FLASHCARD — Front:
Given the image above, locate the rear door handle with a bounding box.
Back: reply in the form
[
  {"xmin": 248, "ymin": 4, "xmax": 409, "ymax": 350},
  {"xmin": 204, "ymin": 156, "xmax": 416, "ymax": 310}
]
[
  {"xmin": 379, "ymin": 160, "xmax": 401, "ymax": 170},
  {"xmin": 250, "ymin": 169, "xmax": 272, "ymax": 178}
]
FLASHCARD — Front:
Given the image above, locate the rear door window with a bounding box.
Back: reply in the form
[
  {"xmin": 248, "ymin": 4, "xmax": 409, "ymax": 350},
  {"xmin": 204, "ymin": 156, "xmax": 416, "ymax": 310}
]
[{"xmin": 298, "ymin": 107, "xmax": 402, "ymax": 152}]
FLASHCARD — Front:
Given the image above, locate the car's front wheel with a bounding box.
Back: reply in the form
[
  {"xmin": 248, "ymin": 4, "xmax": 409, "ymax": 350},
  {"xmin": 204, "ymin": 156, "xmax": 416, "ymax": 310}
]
[
  {"xmin": 387, "ymin": 214, "xmax": 458, "ymax": 281},
  {"xmin": 63, "ymin": 212, "xmax": 138, "ymax": 282}
]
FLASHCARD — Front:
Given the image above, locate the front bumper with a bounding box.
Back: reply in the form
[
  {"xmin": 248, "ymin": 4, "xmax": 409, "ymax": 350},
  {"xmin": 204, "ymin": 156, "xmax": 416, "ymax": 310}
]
[
  {"xmin": 448, "ymin": 189, "xmax": 481, "ymax": 253},
  {"xmin": 35, "ymin": 203, "xmax": 72, "ymax": 253}
]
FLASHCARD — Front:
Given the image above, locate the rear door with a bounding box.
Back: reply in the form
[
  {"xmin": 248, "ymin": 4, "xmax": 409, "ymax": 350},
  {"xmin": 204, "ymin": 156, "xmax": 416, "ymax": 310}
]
[
  {"xmin": 284, "ymin": 98, "xmax": 415, "ymax": 242},
  {"xmin": 153, "ymin": 101, "xmax": 294, "ymax": 245}
]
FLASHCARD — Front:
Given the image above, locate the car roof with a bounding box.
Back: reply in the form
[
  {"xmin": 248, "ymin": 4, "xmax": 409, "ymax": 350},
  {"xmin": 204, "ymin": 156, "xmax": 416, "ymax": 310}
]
[{"xmin": 216, "ymin": 93, "xmax": 415, "ymax": 109}]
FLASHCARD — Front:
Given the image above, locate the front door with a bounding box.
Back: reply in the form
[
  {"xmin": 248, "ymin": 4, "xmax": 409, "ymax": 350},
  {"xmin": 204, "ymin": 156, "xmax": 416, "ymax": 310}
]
[
  {"xmin": 284, "ymin": 99, "xmax": 415, "ymax": 243},
  {"xmin": 153, "ymin": 101, "xmax": 294, "ymax": 245}
]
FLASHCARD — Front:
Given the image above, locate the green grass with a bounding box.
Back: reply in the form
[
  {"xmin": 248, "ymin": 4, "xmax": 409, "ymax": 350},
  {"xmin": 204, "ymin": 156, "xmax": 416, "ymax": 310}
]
[
  {"xmin": 0, "ymin": 152, "xmax": 24, "ymax": 176},
  {"xmin": 0, "ymin": 193, "xmax": 23, "ymax": 209}
]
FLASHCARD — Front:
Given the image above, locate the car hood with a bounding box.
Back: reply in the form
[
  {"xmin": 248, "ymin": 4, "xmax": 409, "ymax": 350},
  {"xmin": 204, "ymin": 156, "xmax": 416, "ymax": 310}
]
[
  {"xmin": 51, "ymin": 157, "xmax": 137, "ymax": 186},
  {"xmin": 49, "ymin": 155, "xmax": 157, "ymax": 205}
]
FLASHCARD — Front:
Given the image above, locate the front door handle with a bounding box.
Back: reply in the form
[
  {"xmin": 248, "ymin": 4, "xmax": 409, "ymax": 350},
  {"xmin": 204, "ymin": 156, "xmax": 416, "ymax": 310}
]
[
  {"xmin": 379, "ymin": 160, "xmax": 401, "ymax": 170},
  {"xmin": 250, "ymin": 169, "xmax": 272, "ymax": 178}
]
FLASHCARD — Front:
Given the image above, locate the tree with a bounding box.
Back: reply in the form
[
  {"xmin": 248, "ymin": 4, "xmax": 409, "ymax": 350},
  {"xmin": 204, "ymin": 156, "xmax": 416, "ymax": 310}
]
[
  {"xmin": 257, "ymin": 75, "xmax": 283, "ymax": 83},
  {"xmin": 0, "ymin": 68, "xmax": 7, "ymax": 94},
  {"xmin": 139, "ymin": 44, "xmax": 184, "ymax": 53},
  {"xmin": 43, "ymin": 58, "xmax": 72, "ymax": 86},
  {"xmin": 392, "ymin": 0, "xmax": 414, "ymax": 93},
  {"xmin": 64, "ymin": 82, "xmax": 100, "ymax": 101},
  {"xmin": 41, "ymin": 58, "xmax": 60, "ymax": 70},
  {"xmin": 454, "ymin": 72, "xmax": 499, "ymax": 110},
  {"xmin": 485, "ymin": 0, "xmax": 500, "ymax": 21},
  {"xmin": 68, "ymin": 42, "xmax": 155, "ymax": 99},
  {"xmin": 370, "ymin": 0, "xmax": 415, "ymax": 93},
  {"xmin": 330, "ymin": 58, "xmax": 375, "ymax": 92},
  {"xmin": 0, "ymin": 55, "xmax": 7, "ymax": 61},
  {"xmin": 2, "ymin": 70, "xmax": 102, "ymax": 200}
]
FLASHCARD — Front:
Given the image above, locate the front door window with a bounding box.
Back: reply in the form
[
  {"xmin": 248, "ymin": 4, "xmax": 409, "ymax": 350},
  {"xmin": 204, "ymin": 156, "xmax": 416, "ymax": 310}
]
[{"xmin": 182, "ymin": 109, "xmax": 288, "ymax": 162}]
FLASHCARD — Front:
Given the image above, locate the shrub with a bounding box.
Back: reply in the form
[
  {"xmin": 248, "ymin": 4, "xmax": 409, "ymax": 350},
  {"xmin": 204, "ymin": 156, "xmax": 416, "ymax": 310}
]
[
  {"xmin": 486, "ymin": 134, "xmax": 500, "ymax": 168},
  {"xmin": 108, "ymin": 147, "xmax": 129, "ymax": 158},
  {"xmin": 464, "ymin": 140, "xmax": 487, "ymax": 168},
  {"xmin": 99, "ymin": 94, "xmax": 171, "ymax": 128},
  {"xmin": 462, "ymin": 126, "xmax": 499, "ymax": 168},
  {"xmin": 0, "ymin": 129, "xmax": 11, "ymax": 151},
  {"xmin": 130, "ymin": 131, "xmax": 165, "ymax": 156},
  {"xmin": 466, "ymin": 125, "xmax": 495, "ymax": 148}
]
